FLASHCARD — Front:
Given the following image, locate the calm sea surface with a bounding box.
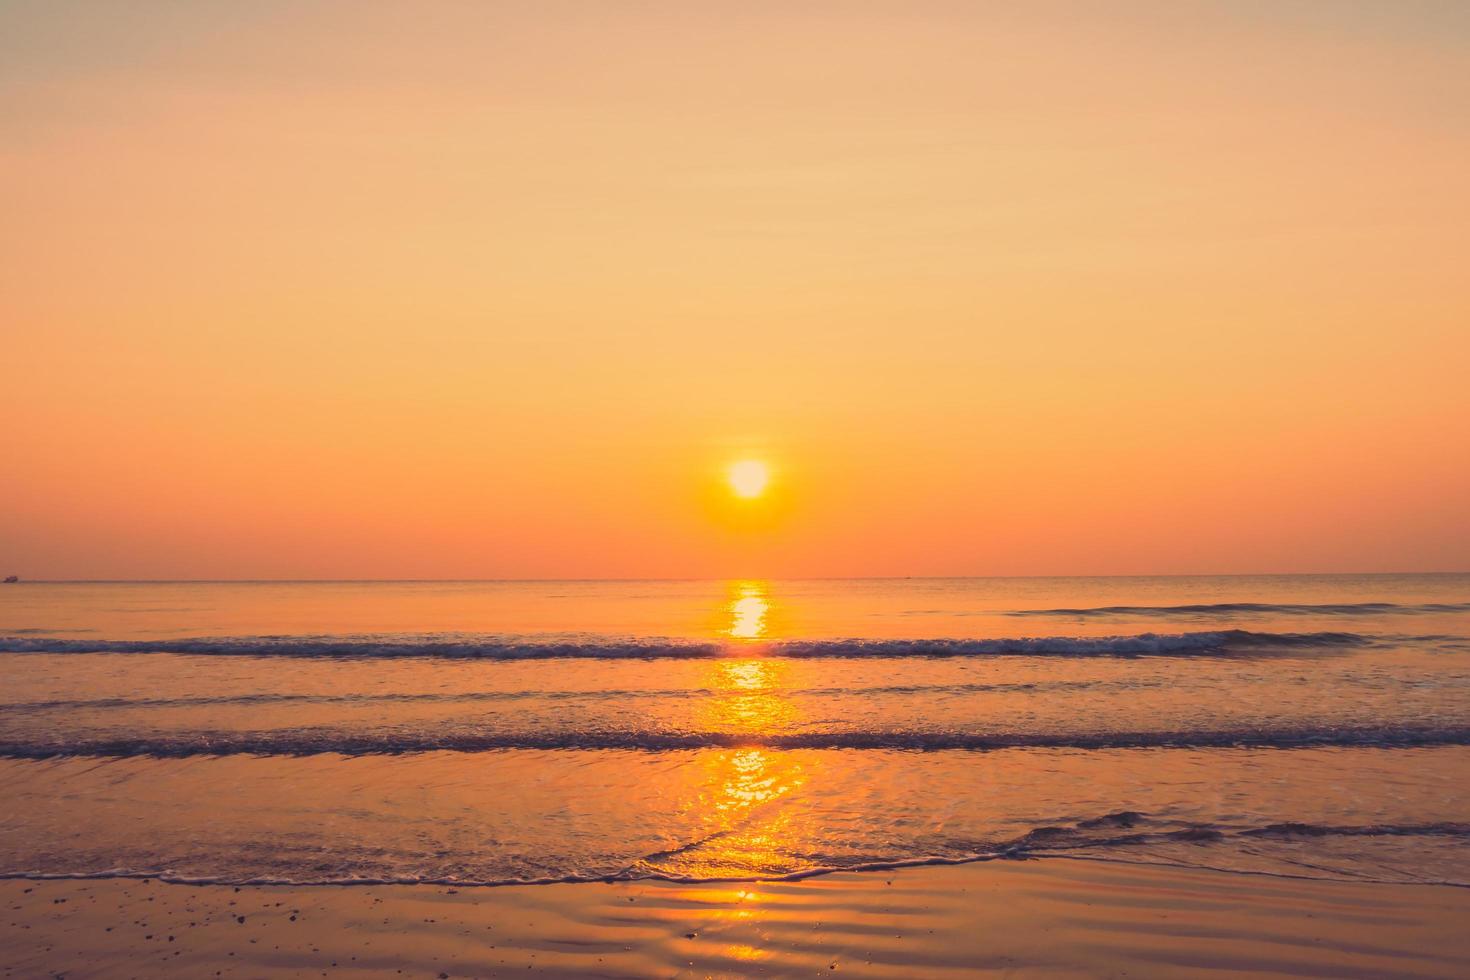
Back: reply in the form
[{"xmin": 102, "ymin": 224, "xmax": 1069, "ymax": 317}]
[{"xmin": 1, "ymin": 575, "xmax": 1468, "ymax": 887}]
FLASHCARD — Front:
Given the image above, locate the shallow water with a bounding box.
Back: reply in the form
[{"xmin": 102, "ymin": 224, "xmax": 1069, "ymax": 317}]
[{"xmin": 1, "ymin": 575, "xmax": 1467, "ymax": 887}]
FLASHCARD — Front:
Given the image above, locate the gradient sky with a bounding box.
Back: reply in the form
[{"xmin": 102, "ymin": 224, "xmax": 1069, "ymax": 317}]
[{"xmin": 3, "ymin": 1, "xmax": 1468, "ymax": 579}]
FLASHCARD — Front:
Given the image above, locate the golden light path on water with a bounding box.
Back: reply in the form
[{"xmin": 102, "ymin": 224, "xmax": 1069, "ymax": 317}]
[
  {"xmin": 638, "ymin": 581, "xmax": 812, "ymax": 888},
  {"xmin": 726, "ymin": 581, "xmax": 769, "ymax": 640}
]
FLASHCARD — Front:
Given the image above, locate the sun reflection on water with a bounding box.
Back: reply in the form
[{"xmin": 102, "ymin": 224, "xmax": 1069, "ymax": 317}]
[
  {"xmin": 673, "ymin": 745, "xmax": 805, "ymax": 878},
  {"xmin": 635, "ymin": 588, "xmax": 815, "ymax": 878},
  {"xmin": 727, "ymin": 582, "xmax": 769, "ymax": 639},
  {"xmin": 703, "ymin": 658, "xmax": 797, "ymax": 735}
]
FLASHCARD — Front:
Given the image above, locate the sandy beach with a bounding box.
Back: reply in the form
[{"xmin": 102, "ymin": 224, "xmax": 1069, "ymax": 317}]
[{"xmin": 5, "ymin": 858, "xmax": 1468, "ymax": 979}]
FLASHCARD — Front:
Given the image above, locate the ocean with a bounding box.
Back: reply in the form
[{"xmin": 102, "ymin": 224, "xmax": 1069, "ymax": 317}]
[{"xmin": 1, "ymin": 575, "xmax": 1467, "ymax": 888}]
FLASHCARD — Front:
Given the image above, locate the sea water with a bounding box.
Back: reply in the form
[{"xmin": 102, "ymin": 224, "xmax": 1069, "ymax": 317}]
[{"xmin": 1, "ymin": 575, "xmax": 1467, "ymax": 887}]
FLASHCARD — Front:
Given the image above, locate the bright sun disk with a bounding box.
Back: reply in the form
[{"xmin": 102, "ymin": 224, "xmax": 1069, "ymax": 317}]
[{"xmin": 727, "ymin": 460, "xmax": 770, "ymax": 499}]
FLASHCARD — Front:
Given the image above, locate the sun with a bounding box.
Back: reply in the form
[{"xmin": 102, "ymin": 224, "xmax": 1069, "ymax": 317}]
[{"xmin": 727, "ymin": 460, "xmax": 770, "ymax": 499}]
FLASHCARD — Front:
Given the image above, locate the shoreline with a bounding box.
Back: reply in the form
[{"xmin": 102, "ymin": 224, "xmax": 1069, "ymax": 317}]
[
  {"xmin": 4, "ymin": 849, "xmax": 1467, "ymax": 892},
  {"xmin": 5, "ymin": 858, "xmax": 1469, "ymax": 978}
]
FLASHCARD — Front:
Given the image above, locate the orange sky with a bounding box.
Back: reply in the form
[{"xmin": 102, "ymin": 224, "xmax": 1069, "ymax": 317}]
[{"xmin": 3, "ymin": 2, "xmax": 1468, "ymax": 579}]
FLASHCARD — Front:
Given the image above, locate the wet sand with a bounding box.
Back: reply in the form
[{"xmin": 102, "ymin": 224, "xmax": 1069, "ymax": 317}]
[{"xmin": 4, "ymin": 858, "xmax": 1468, "ymax": 979}]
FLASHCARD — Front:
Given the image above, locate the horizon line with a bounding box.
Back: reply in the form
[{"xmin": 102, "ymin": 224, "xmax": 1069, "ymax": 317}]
[{"xmin": 6, "ymin": 571, "xmax": 1468, "ymax": 585}]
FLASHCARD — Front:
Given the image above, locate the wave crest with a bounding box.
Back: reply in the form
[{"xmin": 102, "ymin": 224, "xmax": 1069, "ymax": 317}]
[
  {"xmin": 2, "ymin": 724, "xmax": 1466, "ymax": 758},
  {"xmin": 0, "ymin": 629, "xmax": 1371, "ymax": 660},
  {"xmin": 1009, "ymin": 600, "xmax": 1470, "ymax": 618}
]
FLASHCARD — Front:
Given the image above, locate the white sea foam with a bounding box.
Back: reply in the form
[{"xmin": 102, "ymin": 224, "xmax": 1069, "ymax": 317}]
[
  {"xmin": 1, "ymin": 723, "xmax": 1466, "ymax": 759},
  {"xmin": 0, "ymin": 629, "xmax": 1372, "ymax": 659}
]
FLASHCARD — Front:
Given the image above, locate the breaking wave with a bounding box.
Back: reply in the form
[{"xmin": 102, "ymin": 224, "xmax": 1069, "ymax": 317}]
[
  {"xmin": 0, "ymin": 629, "xmax": 1373, "ymax": 660},
  {"xmin": 1008, "ymin": 600, "xmax": 1470, "ymax": 618},
  {"xmin": 3, "ymin": 723, "xmax": 1467, "ymax": 758}
]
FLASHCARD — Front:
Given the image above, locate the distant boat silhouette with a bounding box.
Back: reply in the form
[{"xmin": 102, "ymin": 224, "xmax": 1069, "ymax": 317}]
[{"xmin": 2, "ymin": 575, "xmax": 17, "ymax": 583}]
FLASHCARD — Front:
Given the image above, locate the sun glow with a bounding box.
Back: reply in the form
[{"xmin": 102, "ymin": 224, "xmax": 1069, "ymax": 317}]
[{"xmin": 727, "ymin": 460, "xmax": 770, "ymax": 499}]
